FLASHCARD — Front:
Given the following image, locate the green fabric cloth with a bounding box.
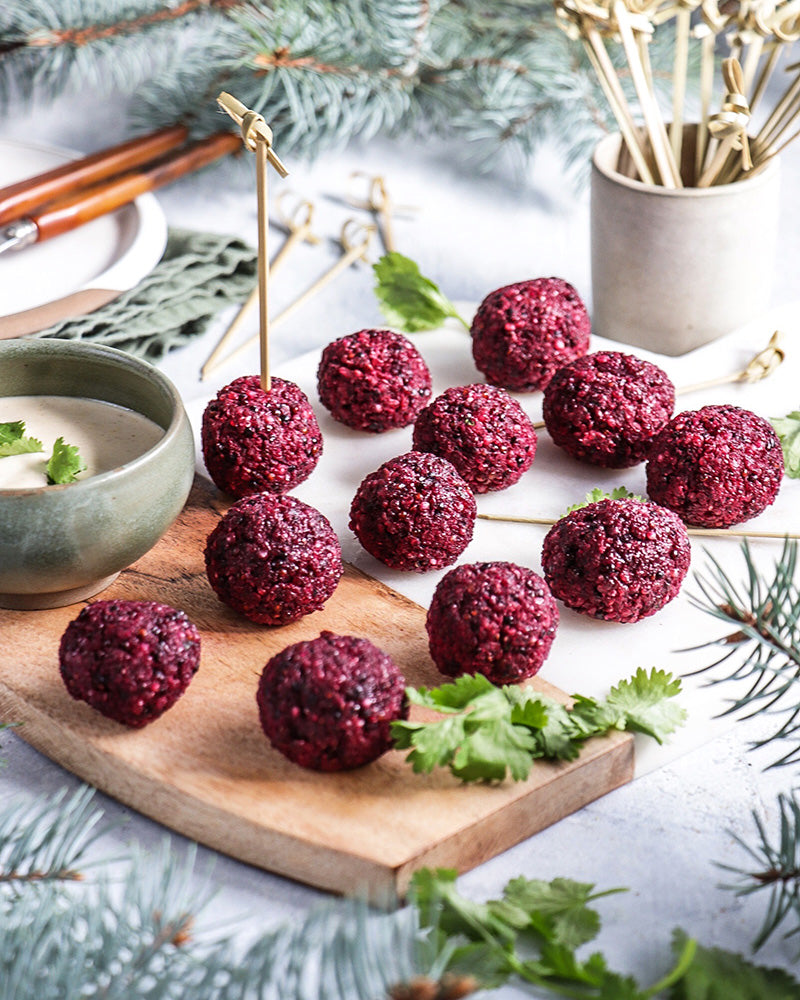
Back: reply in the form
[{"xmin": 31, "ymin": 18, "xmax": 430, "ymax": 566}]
[{"xmin": 35, "ymin": 228, "xmax": 257, "ymax": 361}]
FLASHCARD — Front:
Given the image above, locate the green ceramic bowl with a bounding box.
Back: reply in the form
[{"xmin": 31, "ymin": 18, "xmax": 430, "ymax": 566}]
[{"xmin": 0, "ymin": 339, "xmax": 195, "ymax": 610}]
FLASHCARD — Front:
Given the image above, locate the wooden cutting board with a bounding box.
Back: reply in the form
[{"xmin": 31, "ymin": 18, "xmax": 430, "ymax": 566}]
[{"xmin": 0, "ymin": 477, "xmax": 634, "ymax": 899}]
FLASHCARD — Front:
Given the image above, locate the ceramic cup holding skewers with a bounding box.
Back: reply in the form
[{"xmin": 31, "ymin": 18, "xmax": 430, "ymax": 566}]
[
  {"xmin": 0, "ymin": 339, "xmax": 194, "ymax": 610},
  {"xmin": 590, "ymin": 124, "xmax": 781, "ymax": 356}
]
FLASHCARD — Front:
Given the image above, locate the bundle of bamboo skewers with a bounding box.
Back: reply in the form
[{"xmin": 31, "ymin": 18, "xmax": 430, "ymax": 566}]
[{"xmin": 555, "ymin": 0, "xmax": 800, "ymax": 187}]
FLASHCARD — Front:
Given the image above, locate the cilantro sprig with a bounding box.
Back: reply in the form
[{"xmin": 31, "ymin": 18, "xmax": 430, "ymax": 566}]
[
  {"xmin": 0, "ymin": 420, "xmax": 86, "ymax": 485},
  {"xmin": 0, "ymin": 420, "xmax": 43, "ymax": 458},
  {"xmin": 770, "ymin": 410, "xmax": 800, "ymax": 478},
  {"xmin": 46, "ymin": 437, "xmax": 87, "ymax": 485},
  {"xmin": 391, "ymin": 668, "xmax": 686, "ymax": 783},
  {"xmin": 372, "ymin": 252, "xmax": 470, "ymax": 333},
  {"xmin": 565, "ymin": 486, "xmax": 646, "ymax": 514},
  {"xmin": 410, "ymin": 868, "xmax": 799, "ymax": 999}
]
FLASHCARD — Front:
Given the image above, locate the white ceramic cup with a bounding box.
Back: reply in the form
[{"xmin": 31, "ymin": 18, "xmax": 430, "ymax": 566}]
[{"xmin": 590, "ymin": 129, "xmax": 781, "ymax": 356}]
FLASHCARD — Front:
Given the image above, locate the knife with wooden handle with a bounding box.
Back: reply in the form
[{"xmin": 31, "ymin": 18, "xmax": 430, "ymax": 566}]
[{"xmin": 0, "ymin": 130, "xmax": 240, "ymax": 256}]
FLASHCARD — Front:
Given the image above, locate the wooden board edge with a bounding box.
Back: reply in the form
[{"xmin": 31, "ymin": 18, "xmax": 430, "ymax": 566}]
[{"xmin": 393, "ymin": 731, "xmax": 636, "ymax": 898}]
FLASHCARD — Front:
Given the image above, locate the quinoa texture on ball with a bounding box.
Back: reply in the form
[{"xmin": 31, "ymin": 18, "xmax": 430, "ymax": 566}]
[
  {"xmin": 412, "ymin": 383, "xmax": 537, "ymax": 493},
  {"xmin": 646, "ymin": 404, "xmax": 784, "ymax": 528},
  {"xmin": 349, "ymin": 451, "xmax": 476, "ymax": 572},
  {"xmin": 205, "ymin": 493, "xmax": 342, "ymax": 625},
  {"xmin": 470, "ymin": 277, "xmax": 591, "ymax": 392},
  {"xmin": 543, "ymin": 351, "xmax": 675, "ymax": 468},
  {"xmin": 541, "ymin": 498, "xmax": 691, "ymax": 623},
  {"xmin": 256, "ymin": 631, "xmax": 408, "ymax": 771},
  {"xmin": 317, "ymin": 328, "xmax": 432, "ymax": 432},
  {"xmin": 202, "ymin": 375, "xmax": 322, "ymax": 499},
  {"xmin": 59, "ymin": 600, "xmax": 200, "ymax": 728},
  {"xmin": 426, "ymin": 561, "xmax": 558, "ymax": 683}
]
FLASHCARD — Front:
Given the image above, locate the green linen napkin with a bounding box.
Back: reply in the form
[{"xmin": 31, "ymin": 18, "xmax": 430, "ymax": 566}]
[{"xmin": 35, "ymin": 228, "xmax": 257, "ymax": 361}]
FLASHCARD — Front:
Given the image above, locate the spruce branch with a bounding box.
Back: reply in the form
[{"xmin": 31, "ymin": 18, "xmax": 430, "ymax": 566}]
[
  {"xmin": 0, "ymin": 0, "xmax": 690, "ymax": 175},
  {"xmin": 719, "ymin": 791, "xmax": 800, "ymax": 954},
  {"xmin": 686, "ymin": 539, "xmax": 800, "ymax": 769}
]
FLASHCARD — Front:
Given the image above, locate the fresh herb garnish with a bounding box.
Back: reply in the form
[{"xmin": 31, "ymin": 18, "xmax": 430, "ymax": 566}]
[
  {"xmin": 411, "ymin": 869, "xmax": 799, "ymax": 998},
  {"xmin": 0, "ymin": 420, "xmax": 43, "ymax": 458},
  {"xmin": 373, "ymin": 252, "xmax": 470, "ymax": 333},
  {"xmin": 46, "ymin": 437, "xmax": 87, "ymax": 485},
  {"xmin": 770, "ymin": 410, "xmax": 800, "ymax": 478},
  {"xmin": 565, "ymin": 486, "xmax": 646, "ymax": 514},
  {"xmin": 391, "ymin": 668, "xmax": 686, "ymax": 783}
]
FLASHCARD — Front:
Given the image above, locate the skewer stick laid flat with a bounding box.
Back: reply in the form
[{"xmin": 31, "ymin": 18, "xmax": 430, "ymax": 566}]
[
  {"xmin": 200, "ymin": 196, "xmax": 319, "ymax": 381},
  {"xmin": 211, "ymin": 220, "xmax": 375, "ymax": 376},
  {"xmin": 216, "ymin": 91, "xmax": 288, "ymax": 392},
  {"xmin": 530, "ymin": 331, "xmax": 786, "ymax": 430},
  {"xmin": 477, "ymin": 511, "xmax": 800, "ymax": 540}
]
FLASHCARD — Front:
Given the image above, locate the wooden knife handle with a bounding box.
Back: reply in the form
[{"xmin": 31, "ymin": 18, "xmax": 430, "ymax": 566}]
[
  {"xmin": 32, "ymin": 132, "xmax": 241, "ymax": 242},
  {"xmin": 0, "ymin": 125, "xmax": 189, "ymax": 226}
]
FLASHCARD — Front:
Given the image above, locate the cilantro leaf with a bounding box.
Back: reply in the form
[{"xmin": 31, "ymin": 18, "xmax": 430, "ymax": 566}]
[
  {"xmin": 603, "ymin": 667, "xmax": 686, "ymax": 744},
  {"xmin": 46, "ymin": 437, "xmax": 87, "ymax": 485},
  {"xmin": 393, "ymin": 670, "xmax": 686, "ymax": 783},
  {"xmin": 373, "ymin": 252, "xmax": 470, "ymax": 332},
  {"xmin": 770, "ymin": 410, "xmax": 800, "ymax": 478},
  {"xmin": 669, "ymin": 929, "xmax": 800, "ymax": 999},
  {"xmin": 0, "ymin": 420, "xmax": 43, "ymax": 458},
  {"xmin": 499, "ymin": 876, "xmax": 609, "ymax": 950},
  {"xmin": 566, "ymin": 486, "xmax": 646, "ymax": 514}
]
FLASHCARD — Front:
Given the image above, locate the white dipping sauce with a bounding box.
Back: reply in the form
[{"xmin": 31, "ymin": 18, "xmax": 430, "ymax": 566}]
[{"xmin": 0, "ymin": 395, "xmax": 164, "ymax": 489}]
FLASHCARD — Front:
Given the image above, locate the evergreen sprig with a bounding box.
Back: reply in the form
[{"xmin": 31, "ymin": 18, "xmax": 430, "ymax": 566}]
[
  {"xmin": 686, "ymin": 539, "xmax": 800, "ymax": 768},
  {"xmin": 0, "ymin": 0, "xmax": 684, "ymax": 174},
  {"xmin": 2, "ymin": 785, "xmax": 800, "ymax": 996},
  {"xmin": 719, "ymin": 791, "xmax": 800, "ymax": 955}
]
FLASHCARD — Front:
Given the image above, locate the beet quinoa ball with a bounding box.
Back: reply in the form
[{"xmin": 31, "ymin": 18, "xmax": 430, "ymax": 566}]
[
  {"xmin": 256, "ymin": 631, "xmax": 408, "ymax": 771},
  {"xmin": 205, "ymin": 493, "xmax": 342, "ymax": 625},
  {"xmin": 646, "ymin": 404, "xmax": 784, "ymax": 528},
  {"xmin": 541, "ymin": 498, "xmax": 691, "ymax": 623},
  {"xmin": 349, "ymin": 451, "xmax": 476, "ymax": 572},
  {"xmin": 426, "ymin": 562, "xmax": 558, "ymax": 683},
  {"xmin": 59, "ymin": 600, "xmax": 200, "ymax": 727},
  {"xmin": 412, "ymin": 383, "xmax": 537, "ymax": 493},
  {"xmin": 317, "ymin": 328, "xmax": 432, "ymax": 432},
  {"xmin": 543, "ymin": 351, "xmax": 675, "ymax": 468},
  {"xmin": 470, "ymin": 277, "xmax": 591, "ymax": 392},
  {"xmin": 202, "ymin": 375, "xmax": 322, "ymax": 499}
]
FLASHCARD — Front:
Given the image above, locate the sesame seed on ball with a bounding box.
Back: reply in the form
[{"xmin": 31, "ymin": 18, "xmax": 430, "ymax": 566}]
[
  {"xmin": 349, "ymin": 451, "xmax": 476, "ymax": 572},
  {"xmin": 426, "ymin": 561, "xmax": 558, "ymax": 683},
  {"xmin": 412, "ymin": 383, "xmax": 537, "ymax": 493},
  {"xmin": 470, "ymin": 277, "xmax": 591, "ymax": 392},
  {"xmin": 646, "ymin": 404, "xmax": 784, "ymax": 528},
  {"xmin": 204, "ymin": 493, "xmax": 343, "ymax": 625},
  {"xmin": 543, "ymin": 351, "xmax": 675, "ymax": 468},
  {"xmin": 317, "ymin": 328, "xmax": 432, "ymax": 432},
  {"xmin": 202, "ymin": 375, "xmax": 322, "ymax": 499}
]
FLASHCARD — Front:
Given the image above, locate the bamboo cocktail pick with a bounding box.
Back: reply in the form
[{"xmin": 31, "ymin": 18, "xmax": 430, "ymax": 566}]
[
  {"xmin": 216, "ymin": 92, "xmax": 288, "ymax": 391},
  {"xmin": 346, "ymin": 173, "xmax": 416, "ymax": 255},
  {"xmin": 697, "ymin": 58, "xmax": 753, "ymax": 187},
  {"xmin": 209, "ymin": 219, "xmax": 375, "ymax": 376},
  {"xmin": 200, "ymin": 194, "xmax": 320, "ymax": 381}
]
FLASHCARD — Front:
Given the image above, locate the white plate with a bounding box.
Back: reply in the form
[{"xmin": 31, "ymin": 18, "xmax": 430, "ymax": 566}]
[{"xmin": 0, "ymin": 137, "xmax": 168, "ymax": 336}]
